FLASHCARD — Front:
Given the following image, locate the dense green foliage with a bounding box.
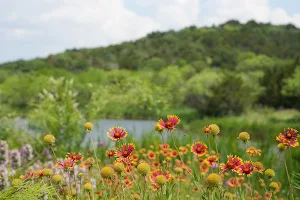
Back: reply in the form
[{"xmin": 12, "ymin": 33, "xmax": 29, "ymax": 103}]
[{"xmin": 0, "ymin": 20, "xmax": 300, "ymax": 119}]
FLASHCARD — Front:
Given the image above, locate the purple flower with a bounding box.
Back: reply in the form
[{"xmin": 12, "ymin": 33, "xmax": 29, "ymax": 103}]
[{"xmin": 98, "ymin": 141, "xmax": 106, "ymax": 147}]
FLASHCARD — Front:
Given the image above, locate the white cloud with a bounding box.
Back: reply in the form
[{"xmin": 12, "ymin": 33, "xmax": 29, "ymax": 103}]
[{"xmin": 0, "ymin": 0, "xmax": 300, "ymax": 62}]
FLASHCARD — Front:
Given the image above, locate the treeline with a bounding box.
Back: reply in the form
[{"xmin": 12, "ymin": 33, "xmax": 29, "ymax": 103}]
[{"xmin": 0, "ymin": 20, "xmax": 299, "ymax": 119}]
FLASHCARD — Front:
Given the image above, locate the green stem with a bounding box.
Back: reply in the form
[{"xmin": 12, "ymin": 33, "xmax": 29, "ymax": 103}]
[{"xmin": 284, "ymin": 154, "xmax": 295, "ymax": 200}]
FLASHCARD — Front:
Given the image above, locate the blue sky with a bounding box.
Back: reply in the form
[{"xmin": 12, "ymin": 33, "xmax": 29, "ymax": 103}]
[{"xmin": 0, "ymin": 0, "xmax": 299, "ymax": 63}]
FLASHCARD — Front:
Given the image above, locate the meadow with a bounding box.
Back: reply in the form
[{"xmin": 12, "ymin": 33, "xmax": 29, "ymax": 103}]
[{"xmin": 0, "ymin": 21, "xmax": 300, "ymax": 199}]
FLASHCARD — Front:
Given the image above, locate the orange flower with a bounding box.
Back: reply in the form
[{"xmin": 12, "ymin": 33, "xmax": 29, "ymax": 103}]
[
  {"xmin": 205, "ymin": 155, "xmax": 218, "ymax": 166},
  {"xmin": 237, "ymin": 161, "xmax": 254, "ymax": 176},
  {"xmin": 105, "ymin": 150, "xmax": 115, "ymax": 158},
  {"xmin": 115, "ymin": 143, "xmax": 135, "ymax": 163},
  {"xmin": 203, "ymin": 125, "xmax": 212, "ymax": 134},
  {"xmin": 227, "ymin": 177, "xmax": 244, "ymax": 187},
  {"xmin": 276, "ymin": 128, "xmax": 299, "ymax": 147},
  {"xmin": 159, "ymin": 144, "xmax": 170, "ymax": 149},
  {"xmin": 66, "ymin": 152, "xmax": 83, "ymax": 162},
  {"xmin": 147, "ymin": 151, "xmax": 156, "ymax": 160},
  {"xmin": 220, "ymin": 155, "xmax": 243, "ymax": 174},
  {"xmin": 56, "ymin": 159, "xmax": 75, "ymax": 169},
  {"xmin": 152, "ymin": 161, "xmax": 160, "ymax": 168},
  {"xmin": 150, "ymin": 169, "xmax": 171, "ymax": 184},
  {"xmin": 200, "ymin": 160, "xmax": 210, "ymax": 173},
  {"xmin": 157, "ymin": 115, "xmax": 181, "ymax": 132},
  {"xmin": 107, "ymin": 126, "xmax": 128, "ymax": 141},
  {"xmin": 170, "ymin": 150, "xmax": 178, "ymax": 158},
  {"xmin": 191, "ymin": 142, "xmax": 207, "ymax": 156},
  {"xmin": 246, "ymin": 147, "xmax": 262, "ymax": 157}
]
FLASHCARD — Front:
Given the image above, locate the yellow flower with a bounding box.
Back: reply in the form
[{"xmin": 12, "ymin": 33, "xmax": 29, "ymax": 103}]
[
  {"xmin": 208, "ymin": 124, "xmax": 220, "ymax": 136},
  {"xmin": 52, "ymin": 174, "xmax": 63, "ymax": 184},
  {"xmin": 101, "ymin": 166, "xmax": 114, "ymax": 179},
  {"xmin": 84, "ymin": 122, "xmax": 94, "ymax": 131},
  {"xmin": 264, "ymin": 169, "xmax": 275, "ymax": 178},
  {"xmin": 155, "ymin": 175, "xmax": 167, "ymax": 186},
  {"xmin": 238, "ymin": 132, "xmax": 250, "ymax": 142},
  {"xmin": 205, "ymin": 173, "xmax": 222, "ymax": 188},
  {"xmin": 133, "ymin": 194, "xmax": 141, "ymax": 200},
  {"xmin": 113, "ymin": 162, "xmax": 125, "ymax": 173},
  {"xmin": 269, "ymin": 182, "xmax": 279, "ymax": 190},
  {"xmin": 44, "ymin": 134, "xmax": 55, "ymax": 145},
  {"xmin": 137, "ymin": 163, "xmax": 150, "ymax": 176},
  {"xmin": 277, "ymin": 143, "xmax": 287, "ymax": 152},
  {"xmin": 43, "ymin": 168, "xmax": 53, "ymax": 176},
  {"xmin": 84, "ymin": 183, "xmax": 93, "ymax": 191},
  {"xmin": 174, "ymin": 167, "xmax": 183, "ymax": 174}
]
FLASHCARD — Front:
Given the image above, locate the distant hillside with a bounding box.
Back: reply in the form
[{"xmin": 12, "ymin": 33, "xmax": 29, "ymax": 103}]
[{"xmin": 1, "ymin": 20, "xmax": 299, "ymax": 72}]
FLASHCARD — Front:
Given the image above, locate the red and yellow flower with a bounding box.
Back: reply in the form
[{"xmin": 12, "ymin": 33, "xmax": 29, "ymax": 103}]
[
  {"xmin": 107, "ymin": 126, "xmax": 128, "ymax": 141},
  {"xmin": 147, "ymin": 151, "xmax": 156, "ymax": 160},
  {"xmin": 246, "ymin": 147, "xmax": 262, "ymax": 157},
  {"xmin": 115, "ymin": 143, "xmax": 135, "ymax": 163},
  {"xmin": 56, "ymin": 159, "xmax": 75, "ymax": 169},
  {"xmin": 220, "ymin": 155, "xmax": 243, "ymax": 174},
  {"xmin": 150, "ymin": 169, "xmax": 171, "ymax": 185},
  {"xmin": 105, "ymin": 150, "xmax": 115, "ymax": 158},
  {"xmin": 191, "ymin": 142, "xmax": 207, "ymax": 157},
  {"xmin": 156, "ymin": 115, "xmax": 180, "ymax": 132},
  {"xmin": 205, "ymin": 155, "xmax": 218, "ymax": 166},
  {"xmin": 66, "ymin": 152, "xmax": 83, "ymax": 162},
  {"xmin": 227, "ymin": 177, "xmax": 244, "ymax": 187},
  {"xmin": 276, "ymin": 128, "xmax": 299, "ymax": 147},
  {"xmin": 237, "ymin": 161, "xmax": 255, "ymax": 176}
]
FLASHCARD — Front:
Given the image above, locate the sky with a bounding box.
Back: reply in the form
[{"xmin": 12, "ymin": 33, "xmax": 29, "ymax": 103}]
[{"xmin": 0, "ymin": 0, "xmax": 299, "ymax": 63}]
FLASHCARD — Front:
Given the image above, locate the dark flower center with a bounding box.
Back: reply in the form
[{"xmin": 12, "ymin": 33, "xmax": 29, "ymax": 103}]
[
  {"xmin": 286, "ymin": 133, "xmax": 292, "ymax": 139},
  {"xmin": 243, "ymin": 168, "xmax": 250, "ymax": 174},
  {"xmin": 165, "ymin": 121, "xmax": 172, "ymax": 128},
  {"xmin": 227, "ymin": 161, "xmax": 235, "ymax": 169},
  {"xmin": 196, "ymin": 147, "xmax": 202, "ymax": 153},
  {"xmin": 123, "ymin": 150, "xmax": 129, "ymax": 157},
  {"xmin": 114, "ymin": 132, "xmax": 121, "ymax": 138}
]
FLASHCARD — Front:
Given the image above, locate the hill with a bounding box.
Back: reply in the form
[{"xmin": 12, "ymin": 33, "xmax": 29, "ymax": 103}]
[{"xmin": 0, "ymin": 20, "xmax": 299, "ymax": 119}]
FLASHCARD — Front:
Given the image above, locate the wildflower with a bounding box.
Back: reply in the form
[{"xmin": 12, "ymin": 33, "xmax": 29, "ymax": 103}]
[
  {"xmin": 43, "ymin": 168, "xmax": 53, "ymax": 176},
  {"xmin": 19, "ymin": 144, "xmax": 34, "ymax": 162},
  {"xmin": 265, "ymin": 191, "xmax": 272, "ymax": 200},
  {"xmin": 174, "ymin": 167, "xmax": 183, "ymax": 174},
  {"xmin": 170, "ymin": 150, "xmax": 178, "ymax": 158},
  {"xmin": 107, "ymin": 126, "xmax": 128, "ymax": 141},
  {"xmin": 150, "ymin": 169, "xmax": 171, "ymax": 186},
  {"xmin": 238, "ymin": 132, "xmax": 250, "ymax": 142},
  {"xmin": 44, "ymin": 134, "xmax": 55, "ymax": 145},
  {"xmin": 200, "ymin": 160, "xmax": 210, "ymax": 173},
  {"xmin": 84, "ymin": 183, "xmax": 93, "ymax": 191},
  {"xmin": 56, "ymin": 159, "xmax": 75, "ymax": 169},
  {"xmin": 22, "ymin": 170, "xmax": 35, "ymax": 180},
  {"xmin": 237, "ymin": 161, "xmax": 254, "ymax": 176},
  {"xmin": 179, "ymin": 146, "xmax": 188, "ymax": 154},
  {"xmin": 52, "ymin": 174, "xmax": 63, "ymax": 184},
  {"xmin": 137, "ymin": 162, "xmax": 150, "ymax": 176},
  {"xmin": 115, "ymin": 143, "xmax": 135, "ymax": 163},
  {"xmin": 246, "ymin": 146, "xmax": 262, "ymax": 157},
  {"xmin": 155, "ymin": 122, "xmax": 164, "ymax": 133},
  {"xmin": 203, "ymin": 126, "xmax": 212, "ymax": 134},
  {"xmin": 106, "ymin": 150, "xmax": 115, "ymax": 158},
  {"xmin": 276, "ymin": 128, "xmax": 299, "ymax": 147},
  {"xmin": 101, "ymin": 166, "xmax": 114, "ymax": 179},
  {"xmin": 0, "ymin": 140, "xmax": 9, "ymax": 165},
  {"xmin": 147, "ymin": 151, "xmax": 156, "ymax": 160},
  {"xmin": 205, "ymin": 155, "xmax": 218, "ymax": 166},
  {"xmin": 157, "ymin": 115, "xmax": 180, "ymax": 132},
  {"xmin": 66, "ymin": 152, "xmax": 83, "ymax": 162},
  {"xmin": 253, "ymin": 161, "xmax": 264, "ymax": 173},
  {"xmin": 264, "ymin": 169, "xmax": 275, "ymax": 178},
  {"xmin": 191, "ymin": 142, "xmax": 207, "ymax": 156},
  {"xmin": 113, "ymin": 162, "xmax": 125, "ymax": 173},
  {"xmin": 205, "ymin": 173, "xmax": 222, "ymax": 188},
  {"xmin": 9, "ymin": 150, "xmax": 21, "ymax": 169},
  {"xmin": 277, "ymin": 143, "xmax": 287, "ymax": 151},
  {"xmin": 152, "ymin": 161, "xmax": 160, "ymax": 168},
  {"xmin": 269, "ymin": 182, "xmax": 279, "ymax": 190},
  {"xmin": 35, "ymin": 170, "xmax": 44, "ymax": 178},
  {"xmin": 84, "ymin": 122, "xmax": 94, "ymax": 131},
  {"xmin": 208, "ymin": 124, "xmax": 220, "ymax": 136},
  {"xmin": 220, "ymin": 155, "xmax": 243, "ymax": 173},
  {"xmin": 98, "ymin": 141, "xmax": 106, "ymax": 147},
  {"xmin": 227, "ymin": 177, "xmax": 244, "ymax": 187},
  {"xmin": 84, "ymin": 157, "xmax": 95, "ymax": 168},
  {"xmin": 159, "ymin": 144, "xmax": 170, "ymax": 149}
]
